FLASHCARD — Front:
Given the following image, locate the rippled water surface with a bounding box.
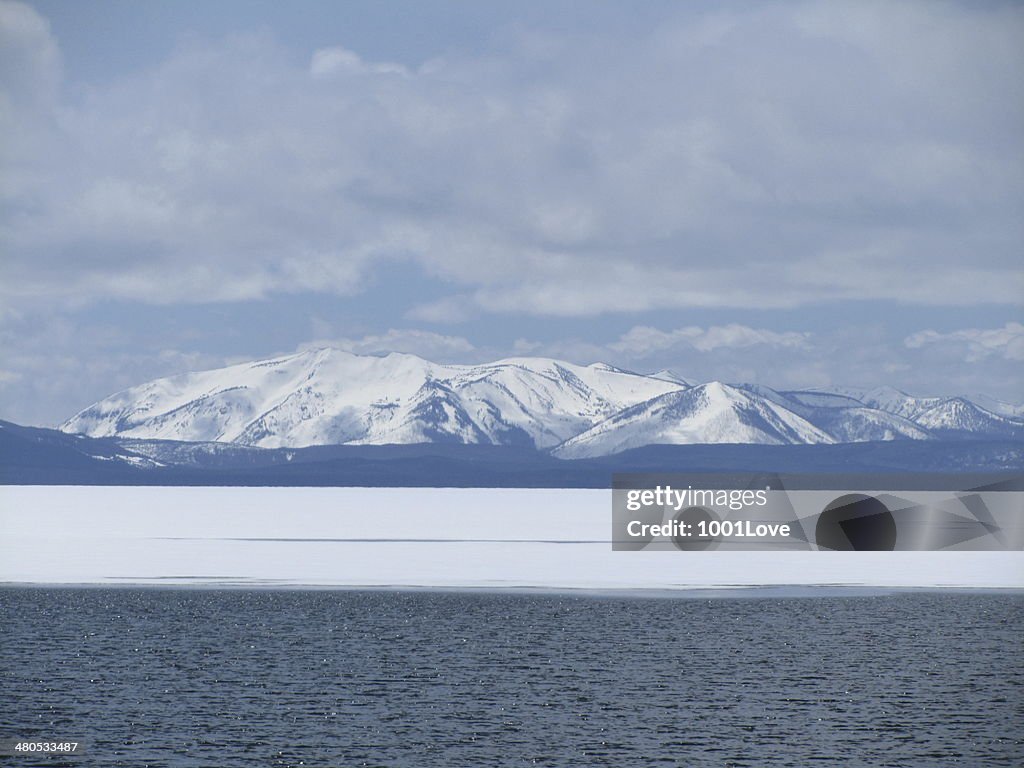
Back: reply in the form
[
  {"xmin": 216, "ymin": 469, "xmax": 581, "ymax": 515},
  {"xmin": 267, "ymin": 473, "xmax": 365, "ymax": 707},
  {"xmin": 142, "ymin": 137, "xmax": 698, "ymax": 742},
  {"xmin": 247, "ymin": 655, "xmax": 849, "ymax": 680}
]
[{"xmin": 1, "ymin": 588, "xmax": 1021, "ymax": 766}]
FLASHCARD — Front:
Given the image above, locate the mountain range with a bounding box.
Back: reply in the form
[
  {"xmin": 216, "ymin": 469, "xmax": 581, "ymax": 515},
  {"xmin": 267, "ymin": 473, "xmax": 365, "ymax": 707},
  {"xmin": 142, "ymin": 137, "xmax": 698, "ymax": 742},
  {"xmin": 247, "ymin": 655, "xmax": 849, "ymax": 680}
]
[{"xmin": 59, "ymin": 348, "xmax": 1024, "ymax": 457}]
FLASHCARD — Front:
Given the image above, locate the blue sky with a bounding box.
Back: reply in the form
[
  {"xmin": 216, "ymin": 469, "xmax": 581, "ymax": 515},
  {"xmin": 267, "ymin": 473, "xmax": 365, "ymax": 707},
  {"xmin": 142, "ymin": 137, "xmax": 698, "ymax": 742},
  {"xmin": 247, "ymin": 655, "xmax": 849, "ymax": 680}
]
[{"xmin": 1, "ymin": 0, "xmax": 1022, "ymax": 426}]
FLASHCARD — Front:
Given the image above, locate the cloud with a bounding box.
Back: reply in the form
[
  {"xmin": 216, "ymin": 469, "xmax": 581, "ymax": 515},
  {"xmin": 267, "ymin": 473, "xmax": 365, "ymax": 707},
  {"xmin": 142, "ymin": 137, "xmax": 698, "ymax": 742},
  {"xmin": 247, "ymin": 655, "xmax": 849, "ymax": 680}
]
[
  {"xmin": 1, "ymin": 0, "xmax": 1022, "ymax": 314},
  {"xmin": 300, "ymin": 329, "xmax": 476, "ymax": 359},
  {"xmin": 2, "ymin": 1, "xmax": 1023, "ymax": 424},
  {"xmin": 904, "ymin": 322, "xmax": 1024, "ymax": 362},
  {"xmin": 0, "ymin": 309, "xmax": 231, "ymax": 426},
  {"xmin": 310, "ymin": 46, "xmax": 407, "ymax": 77},
  {"xmin": 505, "ymin": 320, "xmax": 1021, "ymax": 403},
  {"xmin": 4, "ymin": 307, "xmax": 1022, "ymax": 427},
  {"xmin": 405, "ymin": 296, "xmax": 474, "ymax": 324},
  {"xmin": 0, "ymin": 0, "xmax": 59, "ymax": 108},
  {"xmin": 610, "ymin": 324, "xmax": 809, "ymax": 355}
]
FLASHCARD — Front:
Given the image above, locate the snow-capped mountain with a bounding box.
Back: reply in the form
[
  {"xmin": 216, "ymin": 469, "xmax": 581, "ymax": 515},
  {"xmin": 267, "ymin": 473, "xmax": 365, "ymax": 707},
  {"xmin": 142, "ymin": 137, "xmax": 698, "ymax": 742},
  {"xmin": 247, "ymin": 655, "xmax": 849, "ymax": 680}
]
[
  {"xmin": 742, "ymin": 385, "xmax": 932, "ymax": 442},
  {"xmin": 913, "ymin": 397, "xmax": 1024, "ymax": 439},
  {"xmin": 792, "ymin": 387, "xmax": 1024, "ymax": 440},
  {"xmin": 648, "ymin": 369, "xmax": 695, "ymax": 387},
  {"xmin": 969, "ymin": 394, "xmax": 1024, "ymax": 420},
  {"xmin": 60, "ymin": 348, "xmax": 1024, "ymax": 456},
  {"xmin": 552, "ymin": 382, "xmax": 835, "ymax": 459},
  {"xmin": 61, "ymin": 348, "xmax": 682, "ymax": 449},
  {"xmin": 814, "ymin": 385, "xmax": 943, "ymax": 420}
]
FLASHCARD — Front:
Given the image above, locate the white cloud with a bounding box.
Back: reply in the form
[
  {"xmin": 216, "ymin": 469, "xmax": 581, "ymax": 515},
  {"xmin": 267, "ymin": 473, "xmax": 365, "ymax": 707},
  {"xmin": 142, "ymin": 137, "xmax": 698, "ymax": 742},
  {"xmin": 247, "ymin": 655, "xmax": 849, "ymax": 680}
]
[
  {"xmin": 3, "ymin": 310, "xmax": 1022, "ymax": 427},
  {"xmin": 511, "ymin": 338, "xmax": 543, "ymax": 355},
  {"xmin": 0, "ymin": 311, "xmax": 231, "ymax": 426},
  {"xmin": 1, "ymin": 0, "xmax": 1021, "ymax": 313},
  {"xmin": 301, "ymin": 329, "xmax": 476, "ymax": 359},
  {"xmin": 610, "ymin": 324, "xmax": 809, "ymax": 355},
  {"xmin": 2, "ymin": 0, "xmax": 1023, "ymax": 424},
  {"xmin": 904, "ymin": 322, "xmax": 1024, "ymax": 362},
  {"xmin": 0, "ymin": 0, "xmax": 59, "ymax": 107},
  {"xmin": 310, "ymin": 46, "xmax": 407, "ymax": 77},
  {"xmin": 405, "ymin": 296, "xmax": 474, "ymax": 324}
]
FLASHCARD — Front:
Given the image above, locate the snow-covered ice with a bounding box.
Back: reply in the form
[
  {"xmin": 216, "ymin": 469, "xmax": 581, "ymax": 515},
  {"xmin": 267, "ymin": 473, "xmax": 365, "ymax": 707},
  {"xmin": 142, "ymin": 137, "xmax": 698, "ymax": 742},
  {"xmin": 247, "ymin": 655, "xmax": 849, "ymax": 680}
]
[{"xmin": 1, "ymin": 486, "xmax": 1020, "ymax": 589}]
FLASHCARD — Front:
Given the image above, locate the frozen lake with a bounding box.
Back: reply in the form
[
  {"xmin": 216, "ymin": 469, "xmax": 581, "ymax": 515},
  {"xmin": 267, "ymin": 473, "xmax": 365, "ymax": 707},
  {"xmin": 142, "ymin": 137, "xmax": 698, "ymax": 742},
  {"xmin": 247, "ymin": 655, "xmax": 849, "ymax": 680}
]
[{"xmin": 1, "ymin": 486, "xmax": 1021, "ymax": 589}]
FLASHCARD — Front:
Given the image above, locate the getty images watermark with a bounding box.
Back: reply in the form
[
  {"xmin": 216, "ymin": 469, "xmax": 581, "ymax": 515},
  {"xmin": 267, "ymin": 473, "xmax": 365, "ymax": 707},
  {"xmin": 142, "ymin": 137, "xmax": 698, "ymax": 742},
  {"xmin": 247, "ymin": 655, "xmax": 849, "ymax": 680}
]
[{"xmin": 611, "ymin": 473, "xmax": 1024, "ymax": 552}]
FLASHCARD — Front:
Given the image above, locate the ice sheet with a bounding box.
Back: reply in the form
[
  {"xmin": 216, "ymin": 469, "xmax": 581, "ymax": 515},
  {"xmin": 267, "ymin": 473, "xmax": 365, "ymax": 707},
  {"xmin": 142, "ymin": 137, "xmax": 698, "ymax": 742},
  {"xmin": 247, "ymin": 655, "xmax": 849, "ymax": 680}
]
[{"xmin": 1, "ymin": 486, "xmax": 1021, "ymax": 589}]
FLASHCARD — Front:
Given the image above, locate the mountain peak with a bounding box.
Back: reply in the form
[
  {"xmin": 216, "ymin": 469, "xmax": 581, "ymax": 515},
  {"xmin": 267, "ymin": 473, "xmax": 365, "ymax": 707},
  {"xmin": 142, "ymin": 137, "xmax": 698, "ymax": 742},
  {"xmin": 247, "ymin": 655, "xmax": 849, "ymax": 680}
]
[
  {"xmin": 58, "ymin": 349, "xmax": 1024, "ymax": 455},
  {"xmin": 697, "ymin": 380, "xmax": 753, "ymax": 405},
  {"xmin": 649, "ymin": 369, "xmax": 693, "ymax": 387},
  {"xmin": 61, "ymin": 349, "xmax": 680, "ymax": 449},
  {"xmin": 553, "ymin": 381, "xmax": 835, "ymax": 459}
]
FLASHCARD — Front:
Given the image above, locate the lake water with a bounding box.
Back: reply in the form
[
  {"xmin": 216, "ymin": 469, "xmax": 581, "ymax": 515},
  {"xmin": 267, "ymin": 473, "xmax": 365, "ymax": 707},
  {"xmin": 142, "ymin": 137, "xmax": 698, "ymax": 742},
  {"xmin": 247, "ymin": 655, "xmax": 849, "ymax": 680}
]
[{"xmin": 1, "ymin": 588, "xmax": 1021, "ymax": 766}]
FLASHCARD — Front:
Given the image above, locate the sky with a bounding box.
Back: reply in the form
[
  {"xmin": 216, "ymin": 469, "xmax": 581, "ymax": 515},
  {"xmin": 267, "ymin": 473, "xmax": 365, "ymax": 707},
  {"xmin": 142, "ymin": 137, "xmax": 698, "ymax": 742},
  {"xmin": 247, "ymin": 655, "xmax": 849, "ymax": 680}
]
[{"xmin": 1, "ymin": 0, "xmax": 1022, "ymax": 426}]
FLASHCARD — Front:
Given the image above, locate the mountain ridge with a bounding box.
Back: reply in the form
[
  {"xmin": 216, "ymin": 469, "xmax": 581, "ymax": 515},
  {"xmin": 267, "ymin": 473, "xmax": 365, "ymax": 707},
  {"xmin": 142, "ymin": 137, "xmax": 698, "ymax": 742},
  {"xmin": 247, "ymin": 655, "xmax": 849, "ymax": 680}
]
[
  {"xmin": 6, "ymin": 419, "xmax": 1024, "ymax": 485},
  {"xmin": 60, "ymin": 348, "xmax": 1024, "ymax": 456}
]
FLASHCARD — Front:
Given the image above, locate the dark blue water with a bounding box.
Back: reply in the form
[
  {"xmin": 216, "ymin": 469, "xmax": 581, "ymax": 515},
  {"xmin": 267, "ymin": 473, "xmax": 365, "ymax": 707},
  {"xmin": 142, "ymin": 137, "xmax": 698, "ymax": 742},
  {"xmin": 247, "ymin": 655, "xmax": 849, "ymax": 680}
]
[{"xmin": 1, "ymin": 588, "xmax": 1021, "ymax": 767}]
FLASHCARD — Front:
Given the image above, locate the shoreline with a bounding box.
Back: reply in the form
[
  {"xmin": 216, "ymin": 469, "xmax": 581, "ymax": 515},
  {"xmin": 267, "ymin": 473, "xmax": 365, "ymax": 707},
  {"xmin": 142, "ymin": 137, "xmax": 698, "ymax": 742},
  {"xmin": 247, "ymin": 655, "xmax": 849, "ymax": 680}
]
[{"xmin": 3, "ymin": 582, "xmax": 1023, "ymax": 598}]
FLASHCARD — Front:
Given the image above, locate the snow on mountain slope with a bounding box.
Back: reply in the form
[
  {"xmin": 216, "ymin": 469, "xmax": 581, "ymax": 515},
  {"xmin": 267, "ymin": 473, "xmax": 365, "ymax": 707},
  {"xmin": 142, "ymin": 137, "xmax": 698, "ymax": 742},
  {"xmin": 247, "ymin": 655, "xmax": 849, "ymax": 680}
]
[
  {"xmin": 782, "ymin": 390, "xmax": 867, "ymax": 410},
  {"xmin": 727, "ymin": 385, "xmax": 930, "ymax": 442},
  {"xmin": 970, "ymin": 394, "xmax": 1024, "ymax": 420},
  {"xmin": 64, "ymin": 349, "xmax": 439, "ymax": 446},
  {"xmin": 799, "ymin": 407, "xmax": 933, "ymax": 442},
  {"xmin": 913, "ymin": 398, "xmax": 1024, "ymax": 439},
  {"xmin": 812, "ymin": 386, "xmax": 1023, "ymax": 437},
  {"xmin": 806, "ymin": 387, "xmax": 1024, "ymax": 438},
  {"xmin": 732, "ymin": 385, "xmax": 933, "ymax": 442},
  {"xmin": 552, "ymin": 382, "xmax": 835, "ymax": 459},
  {"xmin": 59, "ymin": 349, "xmax": 1024, "ymax": 454},
  {"xmin": 447, "ymin": 358, "xmax": 690, "ymax": 447},
  {"xmin": 649, "ymin": 369, "xmax": 694, "ymax": 387},
  {"xmin": 819, "ymin": 385, "xmax": 943, "ymax": 420},
  {"xmin": 61, "ymin": 349, "xmax": 683, "ymax": 449}
]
